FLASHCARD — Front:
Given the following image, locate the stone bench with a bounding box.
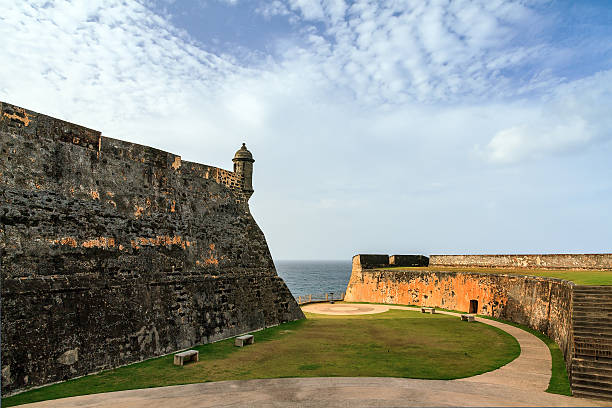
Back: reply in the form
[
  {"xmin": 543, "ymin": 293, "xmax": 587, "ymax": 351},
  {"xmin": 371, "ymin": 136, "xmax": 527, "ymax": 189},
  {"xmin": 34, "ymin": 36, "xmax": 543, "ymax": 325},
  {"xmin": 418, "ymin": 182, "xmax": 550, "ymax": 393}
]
[
  {"xmin": 235, "ymin": 334, "xmax": 255, "ymax": 347},
  {"xmin": 421, "ymin": 307, "xmax": 435, "ymax": 314},
  {"xmin": 461, "ymin": 314, "xmax": 475, "ymax": 322},
  {"xmin": 174, "ymin": 350, "xmax": 199, "ymax": 366}
]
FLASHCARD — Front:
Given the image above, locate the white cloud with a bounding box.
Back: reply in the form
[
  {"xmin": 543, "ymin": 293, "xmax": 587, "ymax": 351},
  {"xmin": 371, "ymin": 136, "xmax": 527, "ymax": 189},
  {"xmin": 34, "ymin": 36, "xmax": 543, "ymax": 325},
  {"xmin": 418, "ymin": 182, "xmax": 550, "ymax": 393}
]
[
  {"xmin": 256, "ymin": 0, "xmax": 291, "ymax": 19},
  {"xmin": 483, "ymin": 120, "xmax": 591, "ymax": 164},
  {"xmin": 322, "ymin": 0, "xmax": 346, "ymax": 24},
  {"xmin": 257, "ymin": 0, "xmax": 554, "ymax": 104},
  {"xmin": 288, "ymin": 0, "xmax": 325, "ymax": 21},
  {"xmin": 481, "ymin": 70, "xmax": 612, "ymax": 164}
]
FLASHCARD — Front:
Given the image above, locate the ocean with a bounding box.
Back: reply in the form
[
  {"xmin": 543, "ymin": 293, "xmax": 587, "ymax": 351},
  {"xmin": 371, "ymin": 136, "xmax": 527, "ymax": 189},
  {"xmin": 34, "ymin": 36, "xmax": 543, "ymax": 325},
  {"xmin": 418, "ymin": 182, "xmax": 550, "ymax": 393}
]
[{"xmin": 275, "ymin": 260, "xmax": 352, "ymax": 298}]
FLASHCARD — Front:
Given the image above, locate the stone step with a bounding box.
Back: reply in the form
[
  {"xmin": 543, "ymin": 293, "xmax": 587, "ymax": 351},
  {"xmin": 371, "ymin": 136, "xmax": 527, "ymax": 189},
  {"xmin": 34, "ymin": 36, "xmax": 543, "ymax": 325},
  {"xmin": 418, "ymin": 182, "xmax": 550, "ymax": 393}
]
[
  {"xmin": 575, "ymin": 343, "xmax": 612, "ymax": 350},
  {"xmin": 574, "ymin": 337, "xmax": 612, "ymax": 350},
  {"xmin": 573, "ymin": 292, "xmax": 612, "ymax": 298},
  {"xmin": 574, "ymin": 290, "xmax": 612, "ymax": 294},
  {"xmin": 572, "ymin": 363, "xmax": 612, "ymax": 377},
  {"xmin": 574, "ymin": 331, "xmax": 612, "ymax": 338},
  {"xmin": 573, "ymin": 305, "xmax": 612, "ymax": 314},
  {"xmin": 572, "ymin": 292, "xmax": 612, "ymax": 301},
  {"xmin": 571, "ymin": 384, "xmax": 612, "ymax": 401},
  {"xmin": 572, "ymin": 299, "xmax": 612, "ymax": 308},
  {"xmin": 573, "ymin": 317, "xmax": 612, "ymax": 322},
  {"xmin": 575, "ymin": 342, "xmax": 612, "ymax": 353},
  {"xmin": 573, "ymin": 357, "xmax": 612, "ymax": 368},
  {"xmin": 574, "ymin": 349, "xmax": 612, "ymax": 359},
  {"xmin": 573, "ymin": 326, "xmax": 612, "ymax": 335},
  {"xmin": 574, "ymin": 326, "xmax": 612, "ymax": 339},
  {"xmin": 573, "ymin": 378, "xmax": 612, "ymax": 391},
  {"xmin": 574, "ymin": 329, "xmax": 612, "ymax": 337},
  {"xmin": 573, "ymin": 319, "xmax": 612, "ymax": 328},
  {"xmin": 573, "ymin": 324, "xmax": 612, "ymax": 332},
  {"xmin": 574, "ymin": 319, "xmax": 612, "ymax": 327},
  {"xmin": 573, "ymin": 389, "xmax": 612, "ymax": 402},
  {"xmin": 574, "ymin": 286, "xmax": 612, "ymax": 293},
  {"xmin": 574, "ymin": 303, "xmax": 612, "ymax": 309},
  {"xmin": 572, "ymin": 316, "xmax": 612, "ymax": 331},
  {"xmin": 575, "ymin": 316, "xmax": 612, "ymax": 323},
  {"xmin": 572, "ymin": 317, "xmax": 612, "ymax": 328},
  {"xmin": 573, "ymin": 372, "xmax": 612, "ymax": 384},
  {"xmin": 574, "ymin": 312, "xmax": 612, "ymax": 318},
  {"xmin": 573, "ymin": 311, "xmax": 612, "ymax": 318},
  {"xmin": 574, "ymin": 297, "xmax": 612, "ymax": 300},
  {"xmin": 574, "ymin": 332, "xmax": 612, "ymax": 344},
  {"xmin": 573, "ymin": 304, "xmax": 612, "ymax": 311},
  {"xmin": 574, "ymin": 298, "xmax": 612, "ymax": 304}
]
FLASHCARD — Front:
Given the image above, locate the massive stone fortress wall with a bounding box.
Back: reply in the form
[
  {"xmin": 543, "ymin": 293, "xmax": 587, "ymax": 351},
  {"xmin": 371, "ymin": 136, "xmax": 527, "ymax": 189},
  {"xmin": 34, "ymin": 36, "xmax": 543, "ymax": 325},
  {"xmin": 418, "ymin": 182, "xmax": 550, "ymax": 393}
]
[
  {"xmin": 429, "ymin": 254, "xmax": 612, "ymax": 270},
  {"xmin": 0, "ymin": 102, "xmax": 304, "ymax": 394}
]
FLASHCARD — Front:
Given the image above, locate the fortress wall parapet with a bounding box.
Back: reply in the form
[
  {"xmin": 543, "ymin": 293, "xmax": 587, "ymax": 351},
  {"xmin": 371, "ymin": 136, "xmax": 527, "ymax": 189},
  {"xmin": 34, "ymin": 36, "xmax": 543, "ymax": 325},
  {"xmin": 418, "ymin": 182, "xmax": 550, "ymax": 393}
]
[
  {"xmin": 352, "ymin": 254, "xmax": 429, "ymax": 271},
  {"xmin": 0, "ymin": 102, "xmax": 251, "ymax": 203},
  {"xmin": 352, "ymin": 254, "xmax": 391, "ymax": 270},
  {"xmin": 389, "ymin": 255, "xmax": 429, "ymax": 267},
  {"xmin": 0, "ymin": 102, "xmax": 303, "ymax": 394},
  {"xmin": 0, "ymin": 101, "xmax": 101, "ymax": 150},
  {"xmin": 430, "ymin": 254, "xmax": 612, "ymax": 270}
]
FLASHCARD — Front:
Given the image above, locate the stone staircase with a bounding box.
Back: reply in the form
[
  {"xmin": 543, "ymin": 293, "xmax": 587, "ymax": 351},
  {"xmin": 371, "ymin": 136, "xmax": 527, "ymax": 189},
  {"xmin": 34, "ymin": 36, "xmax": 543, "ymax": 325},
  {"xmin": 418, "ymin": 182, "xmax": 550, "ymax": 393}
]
[{"xmin": 571, "ymin": 285, "xmax": 612, "ymax": 401}]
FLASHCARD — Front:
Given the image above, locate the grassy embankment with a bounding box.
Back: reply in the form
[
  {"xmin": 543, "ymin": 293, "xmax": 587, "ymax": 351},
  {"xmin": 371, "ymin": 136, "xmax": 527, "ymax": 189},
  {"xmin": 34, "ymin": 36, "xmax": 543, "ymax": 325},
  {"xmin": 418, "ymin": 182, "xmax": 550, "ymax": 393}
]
[
  {"xmin": 3, "ymin": 309, "xmax": 519, "ymax": 407},
  {"xmin": 377, "ymin": 266, "xmax": 612, "ymax": 285}
]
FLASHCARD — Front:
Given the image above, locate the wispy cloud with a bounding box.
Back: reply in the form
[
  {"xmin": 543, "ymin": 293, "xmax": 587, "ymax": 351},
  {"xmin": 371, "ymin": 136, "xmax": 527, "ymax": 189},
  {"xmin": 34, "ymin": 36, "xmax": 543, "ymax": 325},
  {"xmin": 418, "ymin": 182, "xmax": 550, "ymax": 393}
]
[
  {"xmin": 256, "ymin": 1, "xmax": 292, "ymax": 20},
  {"xmin": 479, "ymin": 70, "xmax": 612, "ymax": 164},
  {"xmin": 259, "ymin": 0, "xmax": 553, "ymax": 104}
]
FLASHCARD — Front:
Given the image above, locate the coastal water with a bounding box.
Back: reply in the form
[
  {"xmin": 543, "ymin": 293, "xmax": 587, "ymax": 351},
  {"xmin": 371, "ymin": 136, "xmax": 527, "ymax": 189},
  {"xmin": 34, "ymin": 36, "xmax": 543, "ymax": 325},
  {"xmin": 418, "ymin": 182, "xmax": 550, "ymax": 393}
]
[{"xmin": 275, "ymin": 260, "xmax": 352, "ymax": 298}]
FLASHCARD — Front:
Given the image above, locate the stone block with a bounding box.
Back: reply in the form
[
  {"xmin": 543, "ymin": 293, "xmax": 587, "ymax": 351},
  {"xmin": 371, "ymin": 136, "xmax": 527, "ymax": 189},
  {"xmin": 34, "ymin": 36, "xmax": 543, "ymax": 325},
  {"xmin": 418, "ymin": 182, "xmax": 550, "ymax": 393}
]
[
  {"xmin": 354, "ymin": 254, "xmax": 390, "ymax": 269},
  {"xmin": 235, "ymin": 335, "xmax": 254, "ymax": 347},
  {"xmin": 174, "ymin": 350, "xmax": 199, "ymax": 366},
  {"xmin": 389, "ymin": 255, "xmax": 429, "ymax": 267}
]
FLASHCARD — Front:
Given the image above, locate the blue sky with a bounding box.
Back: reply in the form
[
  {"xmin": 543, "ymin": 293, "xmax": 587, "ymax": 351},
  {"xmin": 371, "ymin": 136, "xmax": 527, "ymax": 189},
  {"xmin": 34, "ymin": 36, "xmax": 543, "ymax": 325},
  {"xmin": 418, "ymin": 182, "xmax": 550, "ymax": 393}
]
[{"xmin": 1, "ymin": 0, "xmax": 611, "ymax": 259}]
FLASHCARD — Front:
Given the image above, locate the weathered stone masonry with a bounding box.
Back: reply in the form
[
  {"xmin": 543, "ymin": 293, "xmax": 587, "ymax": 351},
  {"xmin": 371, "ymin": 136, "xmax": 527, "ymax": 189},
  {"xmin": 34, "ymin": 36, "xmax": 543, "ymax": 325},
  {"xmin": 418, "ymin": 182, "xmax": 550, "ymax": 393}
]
[
  {"xmin": 430, "ymin": 254, "xmax": 612, "ymax": 270},
  {"xmin": 0, "ymin": 102, "xmax": 304, "ymax": 394}
]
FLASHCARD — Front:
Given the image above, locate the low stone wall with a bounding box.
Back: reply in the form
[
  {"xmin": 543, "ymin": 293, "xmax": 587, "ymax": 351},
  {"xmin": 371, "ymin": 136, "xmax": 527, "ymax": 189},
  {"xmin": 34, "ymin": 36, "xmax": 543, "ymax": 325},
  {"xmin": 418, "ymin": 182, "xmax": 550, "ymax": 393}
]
[
  {"xmin": 345, "ymin": 254, "xmax": 575, "ymax": 375},
  {"xmin": 430, "ymin": 254, "xmax": 612, "ymax": 270},
  {"xmin": 352, "ymin": 254, "xmax": 429, "ymax": 270}
]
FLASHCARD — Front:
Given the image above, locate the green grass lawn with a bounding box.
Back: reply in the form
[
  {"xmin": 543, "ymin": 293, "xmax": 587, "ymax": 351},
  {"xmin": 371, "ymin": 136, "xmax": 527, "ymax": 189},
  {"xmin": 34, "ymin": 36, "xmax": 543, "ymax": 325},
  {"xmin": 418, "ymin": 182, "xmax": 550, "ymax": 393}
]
[
  {"xmin": 3, "ymin": 310, "xmax": 519, "ymax": 407},
  {"xmin": 377, "ymin": 266, "xmax": 612, "ymax": 285}
]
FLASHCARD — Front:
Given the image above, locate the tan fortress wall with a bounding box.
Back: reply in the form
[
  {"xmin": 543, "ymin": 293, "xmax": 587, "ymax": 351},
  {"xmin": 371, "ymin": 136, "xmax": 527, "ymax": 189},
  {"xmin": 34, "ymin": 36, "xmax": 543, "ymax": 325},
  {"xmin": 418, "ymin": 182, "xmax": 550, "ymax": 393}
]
[{"xmin": 430, "ymin": 254, "xmax": 612, "ymax": 270}]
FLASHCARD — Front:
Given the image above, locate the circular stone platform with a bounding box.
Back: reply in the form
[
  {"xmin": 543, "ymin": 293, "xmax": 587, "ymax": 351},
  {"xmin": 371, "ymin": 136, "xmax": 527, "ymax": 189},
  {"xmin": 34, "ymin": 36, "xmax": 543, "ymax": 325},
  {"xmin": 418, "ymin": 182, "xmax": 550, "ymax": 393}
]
[{"xmin": 302, "ymin": 303, "xmax": 390, "ymax": 315}]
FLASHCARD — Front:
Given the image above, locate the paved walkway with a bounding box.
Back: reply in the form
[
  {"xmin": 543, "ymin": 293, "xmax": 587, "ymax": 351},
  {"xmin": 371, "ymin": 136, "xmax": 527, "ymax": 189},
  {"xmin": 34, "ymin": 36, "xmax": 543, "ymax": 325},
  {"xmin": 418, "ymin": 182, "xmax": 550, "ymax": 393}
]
[{"xmin": 19, "ymin": 303, "xmax": 608, "ymax": 407}]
